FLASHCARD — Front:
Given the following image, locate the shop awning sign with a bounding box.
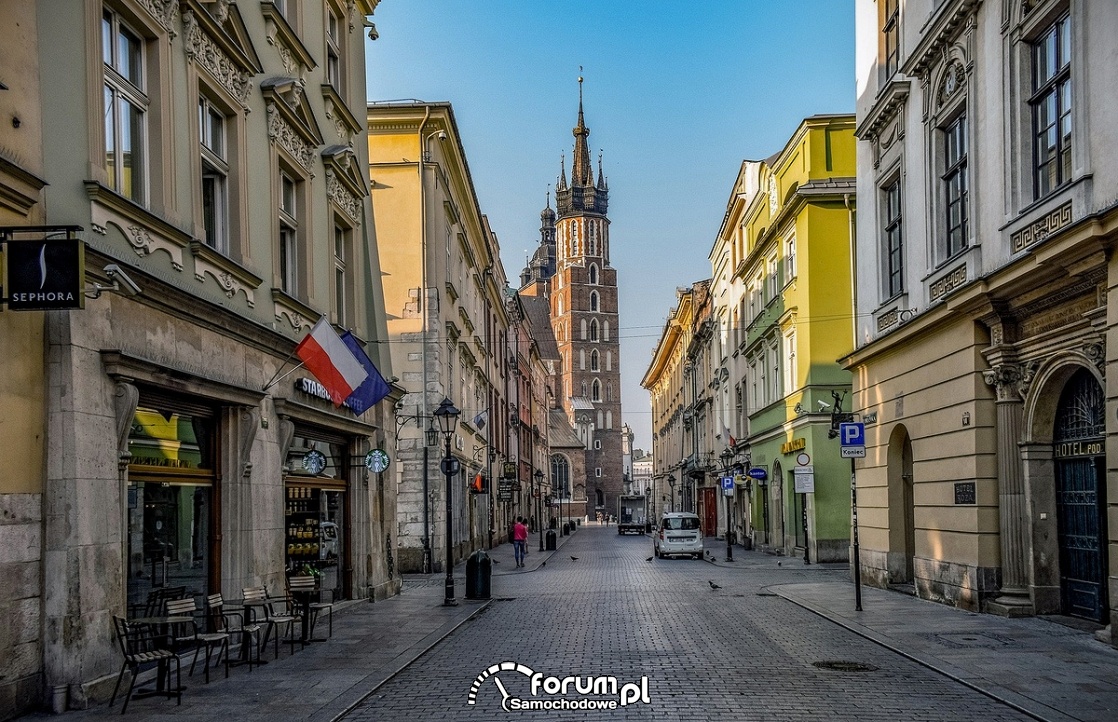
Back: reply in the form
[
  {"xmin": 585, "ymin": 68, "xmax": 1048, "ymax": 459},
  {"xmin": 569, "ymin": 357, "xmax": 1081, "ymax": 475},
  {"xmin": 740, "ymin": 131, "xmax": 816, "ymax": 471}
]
[{"xmin": 4, "ymin": 237, "xmax": 85, "ymax": 311}]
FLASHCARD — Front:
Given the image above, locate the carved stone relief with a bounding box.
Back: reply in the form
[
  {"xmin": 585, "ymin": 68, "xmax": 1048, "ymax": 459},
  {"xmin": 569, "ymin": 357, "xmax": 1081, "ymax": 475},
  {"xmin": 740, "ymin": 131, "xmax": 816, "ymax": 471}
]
[
  {"xmin": 267, "ymin": 102, "xmax": 316, "ymax": 173},
  {"xmin": 238, "ymin": 407, "xmax": 259, "ymax": 478},
  {"xmin": 278, "ymin": 415, "xmax": 295, "ymax": 472},
  {"xmin": 183, "ymin": 9, "xmax": 254, "ymax": 110},
  {"xmin": 114, "ymin": 381, "xmax": 140, "ymax": 467},
  {"xmin": 982, "ymin": 363, "xmax": 1024, "ymax": 402},
  {"xmin": 327, "ymin": 169, "xmax": 362, "ymax": 224}
]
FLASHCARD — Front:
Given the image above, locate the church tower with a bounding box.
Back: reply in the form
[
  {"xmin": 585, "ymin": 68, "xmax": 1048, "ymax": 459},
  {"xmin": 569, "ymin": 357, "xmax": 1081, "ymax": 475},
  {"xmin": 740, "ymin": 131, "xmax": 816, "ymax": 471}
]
[{"xmin": 546, "ymin": 76, "xmax": 623, "ymax": 521}]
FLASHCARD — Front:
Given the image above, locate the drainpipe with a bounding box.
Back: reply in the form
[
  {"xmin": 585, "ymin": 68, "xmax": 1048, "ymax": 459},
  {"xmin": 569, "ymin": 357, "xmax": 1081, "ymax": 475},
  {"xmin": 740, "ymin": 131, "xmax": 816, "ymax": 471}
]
[
  {"xmin": 845, "ymin": 193, "xmax": 857, "ymax": 350},
  {"xmin": 418, "ymin": 107, "xmax": 431, "ymax": 574}
]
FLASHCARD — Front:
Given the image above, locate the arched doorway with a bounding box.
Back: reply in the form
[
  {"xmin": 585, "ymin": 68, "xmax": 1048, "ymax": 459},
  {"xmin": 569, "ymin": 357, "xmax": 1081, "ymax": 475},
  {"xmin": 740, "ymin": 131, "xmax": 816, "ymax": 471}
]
[
  {"xmin": 887, "ymin": 425, "xmax": 915, "ymax": 585},
  {"xmin": 1053, "ymin": 368, "xmax": 1109, "ymax": 622}
]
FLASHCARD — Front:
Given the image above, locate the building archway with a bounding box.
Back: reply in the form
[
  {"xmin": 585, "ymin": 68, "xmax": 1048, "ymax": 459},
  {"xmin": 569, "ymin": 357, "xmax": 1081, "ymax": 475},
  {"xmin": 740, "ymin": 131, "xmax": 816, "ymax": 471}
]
[
  {"xmin": 1022, "ymin": 354, "xmax": 1109, "ymax": 623},
  {"xmin": 886, "ymin": 424, "xmax": 915, "ymax": 585}
]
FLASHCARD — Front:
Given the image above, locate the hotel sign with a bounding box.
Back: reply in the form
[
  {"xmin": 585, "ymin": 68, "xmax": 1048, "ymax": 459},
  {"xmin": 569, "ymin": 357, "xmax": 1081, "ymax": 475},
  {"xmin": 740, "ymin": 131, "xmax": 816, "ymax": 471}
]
[
  {"xmin": 1054, "ymin": 440, "xmax": 1103, "ymax": 459},
  {"xmin": 4, "ymin": 238, "xmax": 85, "ymax": 310}
]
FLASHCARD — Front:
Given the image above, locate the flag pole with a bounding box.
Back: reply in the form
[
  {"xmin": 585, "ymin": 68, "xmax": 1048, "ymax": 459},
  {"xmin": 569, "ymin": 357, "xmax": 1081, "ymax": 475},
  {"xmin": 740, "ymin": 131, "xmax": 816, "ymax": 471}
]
[{"xmin": 262, "ymin": 359, "xmax": 305, "ymax": 392}]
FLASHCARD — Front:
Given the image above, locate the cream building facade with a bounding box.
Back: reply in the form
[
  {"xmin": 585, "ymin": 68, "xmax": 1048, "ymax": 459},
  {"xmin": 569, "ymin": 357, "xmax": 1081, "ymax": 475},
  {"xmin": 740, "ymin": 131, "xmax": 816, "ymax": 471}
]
[
  {"xmin": 367, "ymin": 101, "xmax": 508, "ymax": 573},
  {"xmin": 851, "ymin": 0, "xmax": 1118, "ymax": 639},
  {"xmin": 1, "ymin": 1, "xmax": 398, "ymax": 717}
]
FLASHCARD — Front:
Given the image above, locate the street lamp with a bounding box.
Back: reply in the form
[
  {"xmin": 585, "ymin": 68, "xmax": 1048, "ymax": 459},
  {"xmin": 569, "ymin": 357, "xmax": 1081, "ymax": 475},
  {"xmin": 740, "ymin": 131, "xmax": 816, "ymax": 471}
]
[
  {"xmin": 434, "ymin": 397, "xmax": 460, "ymax": 607},
  {"xmin": 720, "ymin": 447, "xmax": 735, "ymax": 562},
  {"xmin": 667, "ymin": 474, "xmax": 676, "ymax": 513},
  {"xmin": 534, "ymin": 469, "xmax": 545, "ymax": 551}
]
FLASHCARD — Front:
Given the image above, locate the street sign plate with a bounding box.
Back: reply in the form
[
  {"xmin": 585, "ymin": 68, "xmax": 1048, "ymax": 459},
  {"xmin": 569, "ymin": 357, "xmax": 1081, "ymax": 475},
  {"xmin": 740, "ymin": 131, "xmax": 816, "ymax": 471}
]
[
  {"xmin": 841, "ymin": 446, "xmax": 866, "ymax": 458},
  {"xmin": 720, "ymin": 476, "xmax": 734, "ymax": 490},
  {"xmin": 839, "ymin": 422, "xmax": 865, "ymax": 447}
]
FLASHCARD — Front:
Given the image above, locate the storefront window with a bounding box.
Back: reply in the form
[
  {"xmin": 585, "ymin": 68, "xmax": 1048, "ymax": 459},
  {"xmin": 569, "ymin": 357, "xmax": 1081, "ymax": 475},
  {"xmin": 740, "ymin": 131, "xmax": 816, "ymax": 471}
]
[
  {"xmin": 285, "ymin": 434, "xmax": 347, "ymax": 600},
  {"xmin": 126, "ymin": 406, "xmax": 215, "ymax": 615}
]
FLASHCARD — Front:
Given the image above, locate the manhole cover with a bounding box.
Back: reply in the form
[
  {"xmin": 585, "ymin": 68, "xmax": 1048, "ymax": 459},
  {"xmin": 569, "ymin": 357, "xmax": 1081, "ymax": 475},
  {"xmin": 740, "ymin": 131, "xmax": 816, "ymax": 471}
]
[
  {"xmin": 813, "ymin": 661, "xmax": 879, "ymax": 672},
  {"xmin": 932, "ymin": 632, "xmax": 1010, "ymax": 648}
]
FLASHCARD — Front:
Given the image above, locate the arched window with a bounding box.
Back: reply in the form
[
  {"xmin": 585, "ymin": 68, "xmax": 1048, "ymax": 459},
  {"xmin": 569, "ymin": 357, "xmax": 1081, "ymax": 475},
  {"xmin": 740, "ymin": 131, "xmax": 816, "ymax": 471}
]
[
  {"xmin": 589, "ymin": 263, "xmax": 599, "ymax": 284},
  {"xmin": 551, "ymin": 454, "xmax": 570, "ymax": 498},
  {"xmin": 579, "ymin": 349, "xmax": 585, "ymax": 370},
  {"xmin": 557, "ymin": 296, "xmax": 564, "ymax": 315},
  {"xmin": 607, "ymin": 381, "xmax": 613, "ymax": 401},
  {"xmin": 606, "ymin": 410, "xmax": 613, "ymax": 429},
  {"xmin": 590, "ymin": 350, "xmax": 599, "ymax": 371},
  {"xmin": 596, "ymin": 488, "xmax": 604, "ymax": 507},
  {"xmin": 581, "ymin": 319, "xmax": 587, "ymax": 340},
  {"xmin": 592, "ymin": 379, "xmax": 601, "ymax": 401},
  {"xmin": 589, "ymin": 291, "xmax": 599, "ymax": 311},
  {"xmin": 606, "ymin": 351, "xmax": 612, "ymax": 371},
  {"xmin": 603, "ymin": 321, "xmax": 609, "ymax": 341},
  {"xmin": 590, "ymin": 319, "xmax": 599, "ymax": 341}
]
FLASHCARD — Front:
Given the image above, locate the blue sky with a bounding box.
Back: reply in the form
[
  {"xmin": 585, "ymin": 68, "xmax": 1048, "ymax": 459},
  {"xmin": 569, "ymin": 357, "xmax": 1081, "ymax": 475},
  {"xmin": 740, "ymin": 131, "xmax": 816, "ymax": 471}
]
[{"xmin": 366, "ymin": 1, "xmax": 855, "ymax": 450}]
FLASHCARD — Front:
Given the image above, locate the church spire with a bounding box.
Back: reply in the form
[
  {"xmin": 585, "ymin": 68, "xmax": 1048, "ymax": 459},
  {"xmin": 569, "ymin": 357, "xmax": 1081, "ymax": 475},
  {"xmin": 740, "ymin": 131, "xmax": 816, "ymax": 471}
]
[{"xmin": 571, "ymin": 71, "xmax": 593, "ymax": 187}]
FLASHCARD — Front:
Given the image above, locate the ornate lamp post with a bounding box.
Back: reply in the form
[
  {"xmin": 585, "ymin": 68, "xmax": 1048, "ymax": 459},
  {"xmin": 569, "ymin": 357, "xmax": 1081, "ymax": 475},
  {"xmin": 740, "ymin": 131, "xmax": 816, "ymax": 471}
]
[
  {"xmin": 720, "ymin": 447, "xmax": 735, "ymax": 562},
  {"xmin": 534, "ymin": 469, "xmax": 545, "ymax": 551},
  {"xmin": 434, "ymin": 397, "xmax": 460, "ymax": 606},
  {"xmin": 667, "ymin": 474, "xmax": 676, "ymax": 513}
]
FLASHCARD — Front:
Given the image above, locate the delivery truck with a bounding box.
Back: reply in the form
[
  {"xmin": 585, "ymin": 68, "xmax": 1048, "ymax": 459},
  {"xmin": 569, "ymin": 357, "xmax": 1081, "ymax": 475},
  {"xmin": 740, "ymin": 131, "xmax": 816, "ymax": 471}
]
[{"xmin": 617, "ymin": 494, "xmax": 646, "ymax": 534}]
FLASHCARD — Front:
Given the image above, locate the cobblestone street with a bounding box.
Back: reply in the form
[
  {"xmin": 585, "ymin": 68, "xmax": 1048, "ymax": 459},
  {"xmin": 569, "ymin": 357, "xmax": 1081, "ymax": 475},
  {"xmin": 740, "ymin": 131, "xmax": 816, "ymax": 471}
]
[{"xmin": 345, "ymin": 525, "xmax": 1034, "ymax": 722}]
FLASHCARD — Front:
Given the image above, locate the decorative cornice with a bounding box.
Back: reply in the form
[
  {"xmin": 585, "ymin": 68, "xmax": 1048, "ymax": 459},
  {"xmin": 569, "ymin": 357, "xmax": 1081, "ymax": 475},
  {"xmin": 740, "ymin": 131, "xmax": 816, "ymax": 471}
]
[
  {"xmin": 321, "ymin": 84, "xmax": 363, "ymax": 144},
  {"xmin": 856, "ymin": 79, "xmax": 912, "ymax": 141},
  {"xmin": 267, "ymin": 101, "xmax": 316, "ymax": 172},
  {"xmin": 182, "ymin": 7, "xmax": 255, "ymax": 110},
  {"xmin": 190, "ymin": 240, "xmax": 263, "ymax": 306},
  {"xmin": 902, "ymin": 0, "xmax": 982, "ymax": 79},
  {"xmin": 260, "ymin": 2, "xmax": 316, "ymax": 77},
  {"xmin": 272, "ymin": 288, "xmax": 317, "ymax": 332},
  {"xmin": 140, "ymin": 0, "xmax": 180, "ymax": 36},
  {"xmin": 326, "ymin": 169, "xmax": 362, "ymax": 224}
]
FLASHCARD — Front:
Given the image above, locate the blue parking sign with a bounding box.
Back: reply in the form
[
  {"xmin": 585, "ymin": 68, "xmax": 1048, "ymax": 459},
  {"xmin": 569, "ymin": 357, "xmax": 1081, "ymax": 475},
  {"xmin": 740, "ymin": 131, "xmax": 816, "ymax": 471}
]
[{"xmin": 839, "ymin": 422, "xmax": 865, "ymax": 447}]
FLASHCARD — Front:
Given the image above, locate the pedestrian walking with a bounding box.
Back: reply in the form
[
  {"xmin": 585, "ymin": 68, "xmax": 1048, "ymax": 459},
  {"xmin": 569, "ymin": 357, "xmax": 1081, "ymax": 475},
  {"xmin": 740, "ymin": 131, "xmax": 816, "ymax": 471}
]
[{"xmin": 513, "ymin": 516, "xmax": 528, "ymax": 567}]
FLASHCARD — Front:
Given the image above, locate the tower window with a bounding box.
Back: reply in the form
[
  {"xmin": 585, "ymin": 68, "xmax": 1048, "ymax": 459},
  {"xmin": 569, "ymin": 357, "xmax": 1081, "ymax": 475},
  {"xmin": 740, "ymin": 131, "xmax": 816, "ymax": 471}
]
[{"xmin": 589, "ymin": 291, "xmax": 599, "ymax": 311}]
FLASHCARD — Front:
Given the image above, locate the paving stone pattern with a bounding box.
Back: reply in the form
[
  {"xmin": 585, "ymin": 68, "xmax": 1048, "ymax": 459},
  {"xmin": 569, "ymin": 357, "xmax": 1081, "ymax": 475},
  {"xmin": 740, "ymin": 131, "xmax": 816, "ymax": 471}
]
[{"xmin": 345, "ymin": 525, "xmax": 1031, "ymax": 722}]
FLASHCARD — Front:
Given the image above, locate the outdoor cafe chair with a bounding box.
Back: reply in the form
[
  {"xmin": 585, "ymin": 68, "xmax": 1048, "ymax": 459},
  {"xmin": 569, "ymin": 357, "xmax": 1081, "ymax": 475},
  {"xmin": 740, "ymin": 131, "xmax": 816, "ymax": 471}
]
[
  {"xmin": 109, "ymin": 616, "xmax": 181, "ymax": 713},
  {"xmin": 242, "ymin": 586, "xmax": 302, "ymax": 658},
  {"xmin": 287, "ymin": 574, "xmax": 334, "ymax": 640},
  {"xmin": 164, "ymin": 597, "xmax": 230, "ymax": 682},
  {"xmin": 206, "ymin": 593, "xmax": 262, "ymax": 670}
]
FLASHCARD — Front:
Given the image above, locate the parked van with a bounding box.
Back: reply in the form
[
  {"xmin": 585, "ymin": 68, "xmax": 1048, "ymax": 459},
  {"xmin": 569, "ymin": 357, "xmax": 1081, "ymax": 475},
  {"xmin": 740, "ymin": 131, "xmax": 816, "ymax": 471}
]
[{"xmin": 653, "ymin": 512, "xmax": 703, "ymax": 559}]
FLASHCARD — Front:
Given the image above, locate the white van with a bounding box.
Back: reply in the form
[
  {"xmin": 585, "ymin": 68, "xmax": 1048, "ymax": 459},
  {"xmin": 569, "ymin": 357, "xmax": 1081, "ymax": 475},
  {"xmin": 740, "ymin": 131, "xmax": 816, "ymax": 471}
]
[{"xmin": 653, "ymin": 512, "xmax": 703, "ymax": 559}]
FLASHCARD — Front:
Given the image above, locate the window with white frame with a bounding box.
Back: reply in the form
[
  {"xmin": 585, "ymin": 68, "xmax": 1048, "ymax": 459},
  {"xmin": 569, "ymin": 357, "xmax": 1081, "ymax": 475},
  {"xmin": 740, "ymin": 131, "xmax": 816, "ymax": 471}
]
[
  {"xmin": 279, "ymin": 171, "xmax": 300, "ymax": 295},
  {"xmin": 334, "ymin": 221, "xmax": 352, "ymax": 327},
  {"xmin": 589, "ymin": 263, "xmax": 598, "ymax": 284},
  {"xmin": 785, "ymin": 234, "xmax": 796, "ymax": 283},
  {"xmin": 783, "ymin": 329, "xmax": 797, "ymax": 394},
  {"xmin": 590, "ymin": 350, "xmax": 599, "ymax": 371},
  {"xmin": 590, "ymin": 319, "xmax": 599, "ymax": 341},
  {"xmin": 199, "ymin": 94, "xmax": 229, "ymax": 254},
  {"xmin": 102, "ymin": 7, "xmax": 148, "ymax": 203},
  {"xmin": 1031, "ymin": 13, "xmax": 1071, "ymax": 199},
  {"xmin": 766, "ymin": 253, "xmax": 779, "ymax": 300},
  {"xmin": 589, "ymin": 291, "xmax": 599, "ymax": 311},
  {"xmin": 884, "ymin": 179, "xmax": 903, "ymax": 298},
  {"xmin": 882, "ymin": 0, "xmax": 899, "ymax": 79},
  {"xmin": 769, "ymin": 339, "xmax": 781, "ymax": 401},
  {"xmin": 325, "ymin": 4, "xmax": 344, "ymax": 94},
  {"xmin": 943, "ymin": 114, "xmax": 969, "ymax": 259},
  {"xmin": 592, "ymin": 379, "xmax": 601, "ymax": 402}
]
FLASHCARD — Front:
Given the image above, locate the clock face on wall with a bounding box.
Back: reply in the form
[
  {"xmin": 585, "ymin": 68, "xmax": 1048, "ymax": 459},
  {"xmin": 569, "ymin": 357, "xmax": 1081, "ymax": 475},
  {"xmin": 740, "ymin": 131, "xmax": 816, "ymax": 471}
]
[{"xmin": 302, "ymin": 449, "xmax": 327, "ymax": 475}]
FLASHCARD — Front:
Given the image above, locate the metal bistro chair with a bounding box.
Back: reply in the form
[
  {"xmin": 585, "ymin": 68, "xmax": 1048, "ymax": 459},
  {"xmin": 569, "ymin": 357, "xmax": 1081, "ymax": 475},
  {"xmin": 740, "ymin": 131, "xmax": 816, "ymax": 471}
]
[
  {"xmin": 287, "ymin": 575, "xmax": 334, "ymax": 640},
  {"xmin": 164, "ymin": 597, "xmax": 230, "ymax": 683},
  {"xmin": 110, "ymin": 616, "xmax": 181, "ymax": 713},
  {"xmin": 206, "ymin": 593, "xmax": 262, "ymax": 670},
  {"xmin": 242, "ymin": 586, "xmax": 301, "ymax": 659}
]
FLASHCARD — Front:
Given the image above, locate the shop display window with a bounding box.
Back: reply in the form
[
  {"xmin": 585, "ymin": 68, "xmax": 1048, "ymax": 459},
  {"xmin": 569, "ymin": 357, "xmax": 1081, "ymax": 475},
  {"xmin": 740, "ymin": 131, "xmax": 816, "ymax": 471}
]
[
  {"xmin": 285, "ymin": 435, "xmax": 346, "ymax": 599},
  {"xmin": 126, "ymin": 406, "xmax": 215, "ymax": 614}
]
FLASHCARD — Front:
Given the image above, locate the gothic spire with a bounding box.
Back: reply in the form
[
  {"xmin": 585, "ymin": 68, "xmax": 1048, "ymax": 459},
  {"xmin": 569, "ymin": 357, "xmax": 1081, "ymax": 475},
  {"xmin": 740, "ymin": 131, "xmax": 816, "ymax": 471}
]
[
  {"xmin": 597, "ymin": 150, "xmax": 607, "ymax": 190},
  {"xmin": 557, "ymin": 152, "xmax": 567, "ymax": 191},
  {"xmin": 571, "ymin": 72, "xmax": 593, "ymax": 187}
]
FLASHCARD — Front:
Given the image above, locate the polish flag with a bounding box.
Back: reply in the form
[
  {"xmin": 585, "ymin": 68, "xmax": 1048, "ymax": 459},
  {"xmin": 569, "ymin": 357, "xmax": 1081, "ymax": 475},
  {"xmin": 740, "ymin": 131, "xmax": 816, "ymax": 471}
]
[{"xmin": 294, "ymin": 317, "xmax": 369, "ymax": 405}]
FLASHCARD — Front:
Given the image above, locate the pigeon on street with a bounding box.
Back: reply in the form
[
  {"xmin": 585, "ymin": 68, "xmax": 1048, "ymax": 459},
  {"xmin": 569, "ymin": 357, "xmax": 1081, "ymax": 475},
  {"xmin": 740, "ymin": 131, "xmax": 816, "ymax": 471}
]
[
  {"xmin": 709, "ymin": 580, "xmax": 721, "ymax": 590},
  {"xmin": 570, "ymin": 556, "xmax": 579, "ymax": 561},
  {"xmin": 645, "ymin": 556, "xmax": 654, "ymax": 562}
]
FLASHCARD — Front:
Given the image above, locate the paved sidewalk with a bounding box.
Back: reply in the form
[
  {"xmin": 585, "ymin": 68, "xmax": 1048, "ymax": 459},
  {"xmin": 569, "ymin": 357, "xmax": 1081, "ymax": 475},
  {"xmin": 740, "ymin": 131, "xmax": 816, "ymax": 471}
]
[
  {"xmin": 25, "ymin": 529, "xmax": 584, "ymax": 721},
  {"xmin": 697, "ymin": 535, "xmax": 1118, "ymax": 721}
]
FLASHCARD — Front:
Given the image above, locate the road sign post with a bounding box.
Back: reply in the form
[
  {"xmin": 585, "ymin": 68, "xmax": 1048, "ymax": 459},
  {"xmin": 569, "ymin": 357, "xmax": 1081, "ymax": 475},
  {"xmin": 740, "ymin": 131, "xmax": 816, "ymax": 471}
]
[{"xmin": 837, "ymin": 420, "xmax": 864, "ymax": 610}]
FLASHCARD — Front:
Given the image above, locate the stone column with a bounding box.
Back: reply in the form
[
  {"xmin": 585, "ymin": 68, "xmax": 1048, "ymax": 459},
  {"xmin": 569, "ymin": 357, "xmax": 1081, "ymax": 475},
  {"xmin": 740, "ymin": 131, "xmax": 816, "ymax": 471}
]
[{"xmin": 982, "ymin": 363, "xmax": 1034, "ymax": 616}]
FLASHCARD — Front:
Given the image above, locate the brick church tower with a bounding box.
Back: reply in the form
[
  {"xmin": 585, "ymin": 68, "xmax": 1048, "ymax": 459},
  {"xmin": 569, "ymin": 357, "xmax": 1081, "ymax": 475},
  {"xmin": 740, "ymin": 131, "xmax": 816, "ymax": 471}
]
[{"xmin": 523, "ymin": 77, "xmax": 623, "ymax": 520}]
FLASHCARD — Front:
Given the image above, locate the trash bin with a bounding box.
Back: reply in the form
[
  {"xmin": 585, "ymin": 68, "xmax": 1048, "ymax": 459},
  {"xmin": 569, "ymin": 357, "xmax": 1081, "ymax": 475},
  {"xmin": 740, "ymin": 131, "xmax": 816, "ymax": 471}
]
[
  {"xmin": 465, "ymin": 550, "xmax": 491, "ymax": 600},
  {"xmin": 545, "ymin": 529, "xmax": 557, "ymax": 551},
  {"xmin": 645, "ymin": 521, "xmax": 652, "ymax": 534},
  {"xmin": 562, "ymin": 522, "xmax": 570, "ymax": 536}
]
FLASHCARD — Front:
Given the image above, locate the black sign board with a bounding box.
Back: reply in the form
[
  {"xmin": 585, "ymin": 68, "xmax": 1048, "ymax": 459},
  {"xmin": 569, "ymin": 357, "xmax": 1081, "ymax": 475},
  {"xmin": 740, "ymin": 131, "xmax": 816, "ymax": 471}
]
[
  {"xmin": 503, "ymin": 462, "xmax": 517, "ymax": 479},
  {"xmin": 5, "ymin": 238, "xmax": 85, "ymax": 310},
  {"xmin": 953, "ymin": 482, "xmax": 976, "ymax": 505}
]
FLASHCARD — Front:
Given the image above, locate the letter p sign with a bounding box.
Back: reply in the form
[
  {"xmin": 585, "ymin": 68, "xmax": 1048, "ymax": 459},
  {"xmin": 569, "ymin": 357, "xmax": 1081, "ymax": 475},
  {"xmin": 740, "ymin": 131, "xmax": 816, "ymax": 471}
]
[{"xmin": 839, "ymin": 422, "xmax": 865, "ymax": 447}]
